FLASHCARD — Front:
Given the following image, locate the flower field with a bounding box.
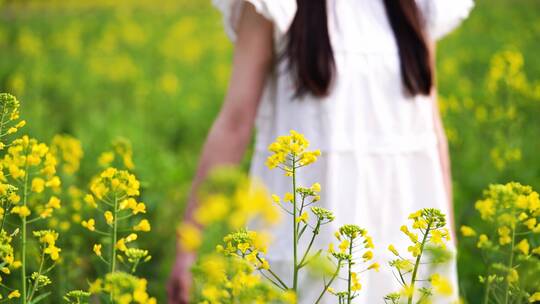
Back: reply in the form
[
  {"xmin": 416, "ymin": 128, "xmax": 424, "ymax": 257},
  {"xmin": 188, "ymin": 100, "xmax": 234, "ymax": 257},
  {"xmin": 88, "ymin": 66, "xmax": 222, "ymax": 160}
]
[{"xmin": 0, "ymin": 0, "xmax": 539, "ymax": 302}]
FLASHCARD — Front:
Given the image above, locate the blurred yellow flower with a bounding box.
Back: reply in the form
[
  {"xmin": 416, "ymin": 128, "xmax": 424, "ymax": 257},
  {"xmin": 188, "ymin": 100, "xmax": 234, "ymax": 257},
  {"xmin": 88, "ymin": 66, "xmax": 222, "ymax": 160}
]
[
  {"xmin": 82, "ymin": 219, "xmax": 96, "ymax": 231},
  {"xmin": 177, "ymin": 222, "xmax": 202, "ymax": 252},
  {"xmin": 133, "ymin": 219, "xmax": 151, "ymax": 232},
  {"xmin": 8, "ymin": 290, "xmax": 20, "ymax": 299},
  {"xmin": 430, "ymin": 273, "xmax": 453, "ymax": 296},
  {"xmin": 93, "ymin": 244, "xmax": 102, "ymax": 256}
]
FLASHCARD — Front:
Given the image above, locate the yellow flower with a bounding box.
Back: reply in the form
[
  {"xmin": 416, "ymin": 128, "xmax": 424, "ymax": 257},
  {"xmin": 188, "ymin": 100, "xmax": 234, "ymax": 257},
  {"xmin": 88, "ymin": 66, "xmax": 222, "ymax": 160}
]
[
  {"xmin": 265, "ymin": 130, "xmax": 320, "ymax": 169},
  {"xmin": 477, "ymin": 234, "xmax": 491, "ymax": 248},
  {"xmin": 368, "ymin": 262, "xmax": 380, "ymax": 272},
  {"xmin": 177, "ymin": 222, "xmax": 201, "ymax": 252},
  {"xmin": 311, "ymin": 183, "xmax": 321, "ymax": 192},
  {"xmin": 98, "ymin": 151, "xmax": 114, "ymax": 167},
  {"xmin": 328, "ymin": 243, "xmax": 335, "ymax": 253},
  {"xmin": 498, "ymin": 226, "xmax": 512, "ymax": 245},
  {"xmin": 351, "ymin": 272, "xmax": 361, "ymax": 291},
  {"xmin": 11, "ymin": 206, "xmax": 31, "ymax": 218},
  {"xmin": 408, "ymin": 243, "xmax": 421, "ymax": 257},
  {"xmin": 8, "ymin": 290, "xmax": 20, "ymax": 299},
  {"xmin": 506, "ymin": 268, "xmax": 519, "ymax": 283},
  {"xmin": 271, "ymin": 194, "xmax": 280, "ymax": 204},
  {"xmin": 120, "ymin": 198, "xmax": 137, "ymax": 210},
  {"xmin": 44, "ymin": 245, "xmax": 61, "ymax": 261},
  {"xmin": 338, "ymin": 240, "xmax": 350, "ymax": 253},
  {"xmin": 45, "ymin": 176, "xmax": 61, "ymax": 188},
  {"xmin": 475, "ymin": 198, "xmax": 495, "ymax": 220},
  {"xmin": 364, "ymin": 236, "xmax": 374, "ymax": 249},
  {"xmin": 194, "ymin": 194, "xmax": 228, "ymax": 225},
  {"xmin": 116, "ymin": 239, "xmax": 128, "ymax": 252},
  {"xmin": 133, "ymin": 219, "xmax": 151, "ymax": 232},
  {"xmin": 412, "ymin": 218, "xmax": 428, "ymax": 229},
  {"xmin": 430, "ymin": 273, "xmax": 453, "ymax": 296},
  {"xmin": 40, "ymin": 208, "xmax": 53, "ymax": 218},
  {"xmin": 524, "ymin": 218, "xmax": 537, "ymax": 230},
  {"xmin": 125, "ymin": 233, "xmax": 138, "ymax": 242},
  {"xmin": 362, "ymin": 250, "xmax": 373, "ymax": 261},
  {"xmin": 460, "ymin": 225, "xmax": 476, "ymax": 237},
  {"xmin": 104, "ymin": 211, "xmax": 114, "ymax": 225},
  {"xmin": 84, "ymin": 194, "xmax": 97, "ymax": 208},
  {"xmin": 516, "ymin": 239, "xmax": 530, "ymax": 255},
  {"xmin": 88, "ymin": 279, "xmax": 102, "ymax": 294},
  {"xmin": 260, "ymin": 259, "xmax": 270, "ymax": 270},
  {"xmin": 400, "ymin": 284, "xmax": 414, "ymax": 297},
  {"xmin": 31, "ymin": 177, "xmax": 45, "ymax": 193},
  {"xmin": 81, "ymin": 219, "xmax": 96, "ymax": 231},
  {"xmin": 394, "ymin": 259, "xmax": 413, "ymax": 272},
  {"xmin": 132, "ymin": 202, "xmax": 146, "ymax": 214},
  {"xmin": 296, "ymin": 211, "xmax": 308, "ymax": 223},
  {"xmin": 388, "ymin": 244, "xmax": 399, "ymax": 256},
  {"xmin": 237, "ymin": 242, "xmax": 250, "ymax": 254},
  {"xmin": 408, "ymin": 210, "xmax": 422, "ymax": 220},
  {"xmin": 46, "ymin": 196, "xmax": 61, "ymax": 209},
  {"xmin": 93, "ymin": 244, "xmax": 102, "ymax": 256},
  {"xmin": 284, "ymin": 192, "xmax": 294, "ymax": 202},
  {"xmin": 529, "ymin": 292, "xmax": 540, "ymax": 302},
  {"xmin": 431, "ymin": 229, "xmax": 447, "ymax": 247}
]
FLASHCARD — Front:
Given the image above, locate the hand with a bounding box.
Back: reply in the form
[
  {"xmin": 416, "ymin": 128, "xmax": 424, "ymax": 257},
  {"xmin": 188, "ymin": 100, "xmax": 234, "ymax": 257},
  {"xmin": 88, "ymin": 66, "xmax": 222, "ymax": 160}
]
[{"xmin": 167, "ymin": 249, "xmax": 196, "ymax": 304}]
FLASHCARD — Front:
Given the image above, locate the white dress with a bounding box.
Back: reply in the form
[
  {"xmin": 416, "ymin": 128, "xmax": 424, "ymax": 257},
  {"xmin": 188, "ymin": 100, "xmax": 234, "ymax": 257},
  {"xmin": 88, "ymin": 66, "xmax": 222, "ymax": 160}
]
[{"xmin": 213, "ymin": 0, "xmax": 474, "ymax": 303}]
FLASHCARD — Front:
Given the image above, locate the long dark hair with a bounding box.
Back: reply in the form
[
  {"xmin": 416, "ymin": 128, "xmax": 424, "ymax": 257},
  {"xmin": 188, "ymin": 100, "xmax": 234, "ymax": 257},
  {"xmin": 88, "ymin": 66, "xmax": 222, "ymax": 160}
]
[{"xmin": 285, "ymin": 0, "xmax": 433, "ymax": 97}]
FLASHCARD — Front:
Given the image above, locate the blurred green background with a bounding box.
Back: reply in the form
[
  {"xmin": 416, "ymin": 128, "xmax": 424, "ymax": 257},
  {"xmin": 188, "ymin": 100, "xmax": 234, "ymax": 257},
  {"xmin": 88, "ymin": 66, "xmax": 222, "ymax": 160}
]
[{"xmin": 0, "ymin": 0, "xmax": 538, "ymax": 302}]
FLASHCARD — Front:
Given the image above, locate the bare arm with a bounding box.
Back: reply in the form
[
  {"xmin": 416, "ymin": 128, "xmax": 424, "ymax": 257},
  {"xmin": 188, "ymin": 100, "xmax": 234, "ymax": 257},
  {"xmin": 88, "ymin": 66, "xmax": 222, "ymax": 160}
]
[
  {"xmin": 183, "ymin": 4, "xmax": 274, "ymax": 226},
  {"xmin": 167, "ymin": 5, "xmax": 274, "ymax": 303},
  {"xmin": 429, "ymin": 43, "xmax": 455, "ymax": 235}
]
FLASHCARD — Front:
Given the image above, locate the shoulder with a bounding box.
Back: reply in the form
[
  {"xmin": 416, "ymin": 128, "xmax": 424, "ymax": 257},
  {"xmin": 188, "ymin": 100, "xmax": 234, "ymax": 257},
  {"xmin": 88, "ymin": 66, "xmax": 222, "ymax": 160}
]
[
  {"xmin": 212, "ymin": 0, "xmax": 297, "ymax": 41},
  {"xmin": 416, "ymin": 0, "xmax": 475, "ymax": 40}
]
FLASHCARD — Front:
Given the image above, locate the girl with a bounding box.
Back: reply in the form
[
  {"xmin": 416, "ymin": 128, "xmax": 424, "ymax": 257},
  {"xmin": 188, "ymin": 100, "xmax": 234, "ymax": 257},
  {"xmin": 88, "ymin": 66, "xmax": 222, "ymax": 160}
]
[{"xmin": 168, "ymin": 0, "xmax": 473, "ymax": 302}]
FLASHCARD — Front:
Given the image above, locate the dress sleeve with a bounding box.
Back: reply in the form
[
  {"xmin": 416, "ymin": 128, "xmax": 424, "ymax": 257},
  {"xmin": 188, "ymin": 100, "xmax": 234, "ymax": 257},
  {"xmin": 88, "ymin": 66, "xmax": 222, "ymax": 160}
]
[
  {"xmin": 417, "ymin": 0, "xmax": 475, "ymax": 40},
  {"xmin": 212, "ymin": 0, "xmax": 297, "ymax": 42}
]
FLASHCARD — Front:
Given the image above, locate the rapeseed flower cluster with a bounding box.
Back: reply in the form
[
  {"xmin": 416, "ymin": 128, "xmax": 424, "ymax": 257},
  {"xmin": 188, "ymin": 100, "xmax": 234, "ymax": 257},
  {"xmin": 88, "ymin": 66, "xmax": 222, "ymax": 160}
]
[
  {"xmin": 460, "ymin": 182, "xmax": 540, "ymax": 303},
  {"xmin": 194, "ymin": 253, "xmax": 296, "ymax": 304},
  {"xmin": 265, "ymin": 130, "xmax": 321, "ymax": 173},
  {"xmin": 178, "ymin": 168, "xmax": 280, "ymax": 253},
  {"xmin": 83, "ymin": 167, "xmax": 153, "ymax": 300},
  {"xmin": 192, "ymin": 131, "xmax": 379, "ymax": 303},
  {"xmin": 0, "ymin": 92, "xmax": 157, "ymax": 303},
  {"xmin": 88, "ymin": 272, "xmax": 156, "ymax": 304},
  {"xmin": 326, "ymin": 224, "xmax": 378, "ymax": 303},
  {"xmin": 385, "ymin": 208, "xmax": 454, "ymax": 303},
  {"xmin": 98, "ymin": 138, "xmax": 136, "ymax": 170},
  {"xmin": 0, "ymin": 93, "xmax": 66, "ymax": 303}
]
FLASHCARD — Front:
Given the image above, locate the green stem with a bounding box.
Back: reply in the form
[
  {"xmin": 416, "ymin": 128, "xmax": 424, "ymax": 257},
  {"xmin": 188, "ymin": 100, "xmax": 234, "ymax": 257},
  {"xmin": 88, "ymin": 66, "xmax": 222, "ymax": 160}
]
[
  {"xmin": 314, "ymin": 260, "xmax": 341, "ymax": 304},
  {"xmin": 27, "ymin": 251, "xmax": 45, "ymax": 302},
  {"xmin": 483, "ymin": 278, "xmax": 491, "ymax": 304},
  {"xmin": 109, "ymin": 194, "xmax": 119, "ymax": 301},
  {"xmin": 504, "ymin": 228, "xmax": 516, "ymax": 304},
  {"xmin": 256, "ymin": 255, "xmax": 288, "ymax": 290},
  {"xmin": 21, "ymin": 158, "xmax": 30, "ymax": 304},
  {"xmin": 408, "ymin": 223, "xmax": 432, "ymax": 304},
  {"xmin": 292, "ymin": 160, "xmax": 298, "ymax": 292},
  {"xmin": 0, "ymin": 106, "xmax": 7, "ymax": 142},
  {"xmin": 299, "ymin": 220, "xmax": 321, "ymax": 268},
  {"xmin": 347, "ymin": 237, "xmax": 353, "ymax": 304}
]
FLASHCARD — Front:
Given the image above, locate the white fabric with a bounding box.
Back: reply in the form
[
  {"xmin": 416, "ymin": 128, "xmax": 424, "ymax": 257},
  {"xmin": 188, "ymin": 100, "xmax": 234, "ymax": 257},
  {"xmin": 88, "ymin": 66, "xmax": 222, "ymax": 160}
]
[
  {"xmin": 417, "ymin": 0, "xmax": 475, "ymax": 40},
  {"xmin": 212, "ymin": 0, "xmax": 297, "ymax": 41},
  {"xmin": 213, "ymin": 0, "xmax": 473, "ymax": 303}
]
